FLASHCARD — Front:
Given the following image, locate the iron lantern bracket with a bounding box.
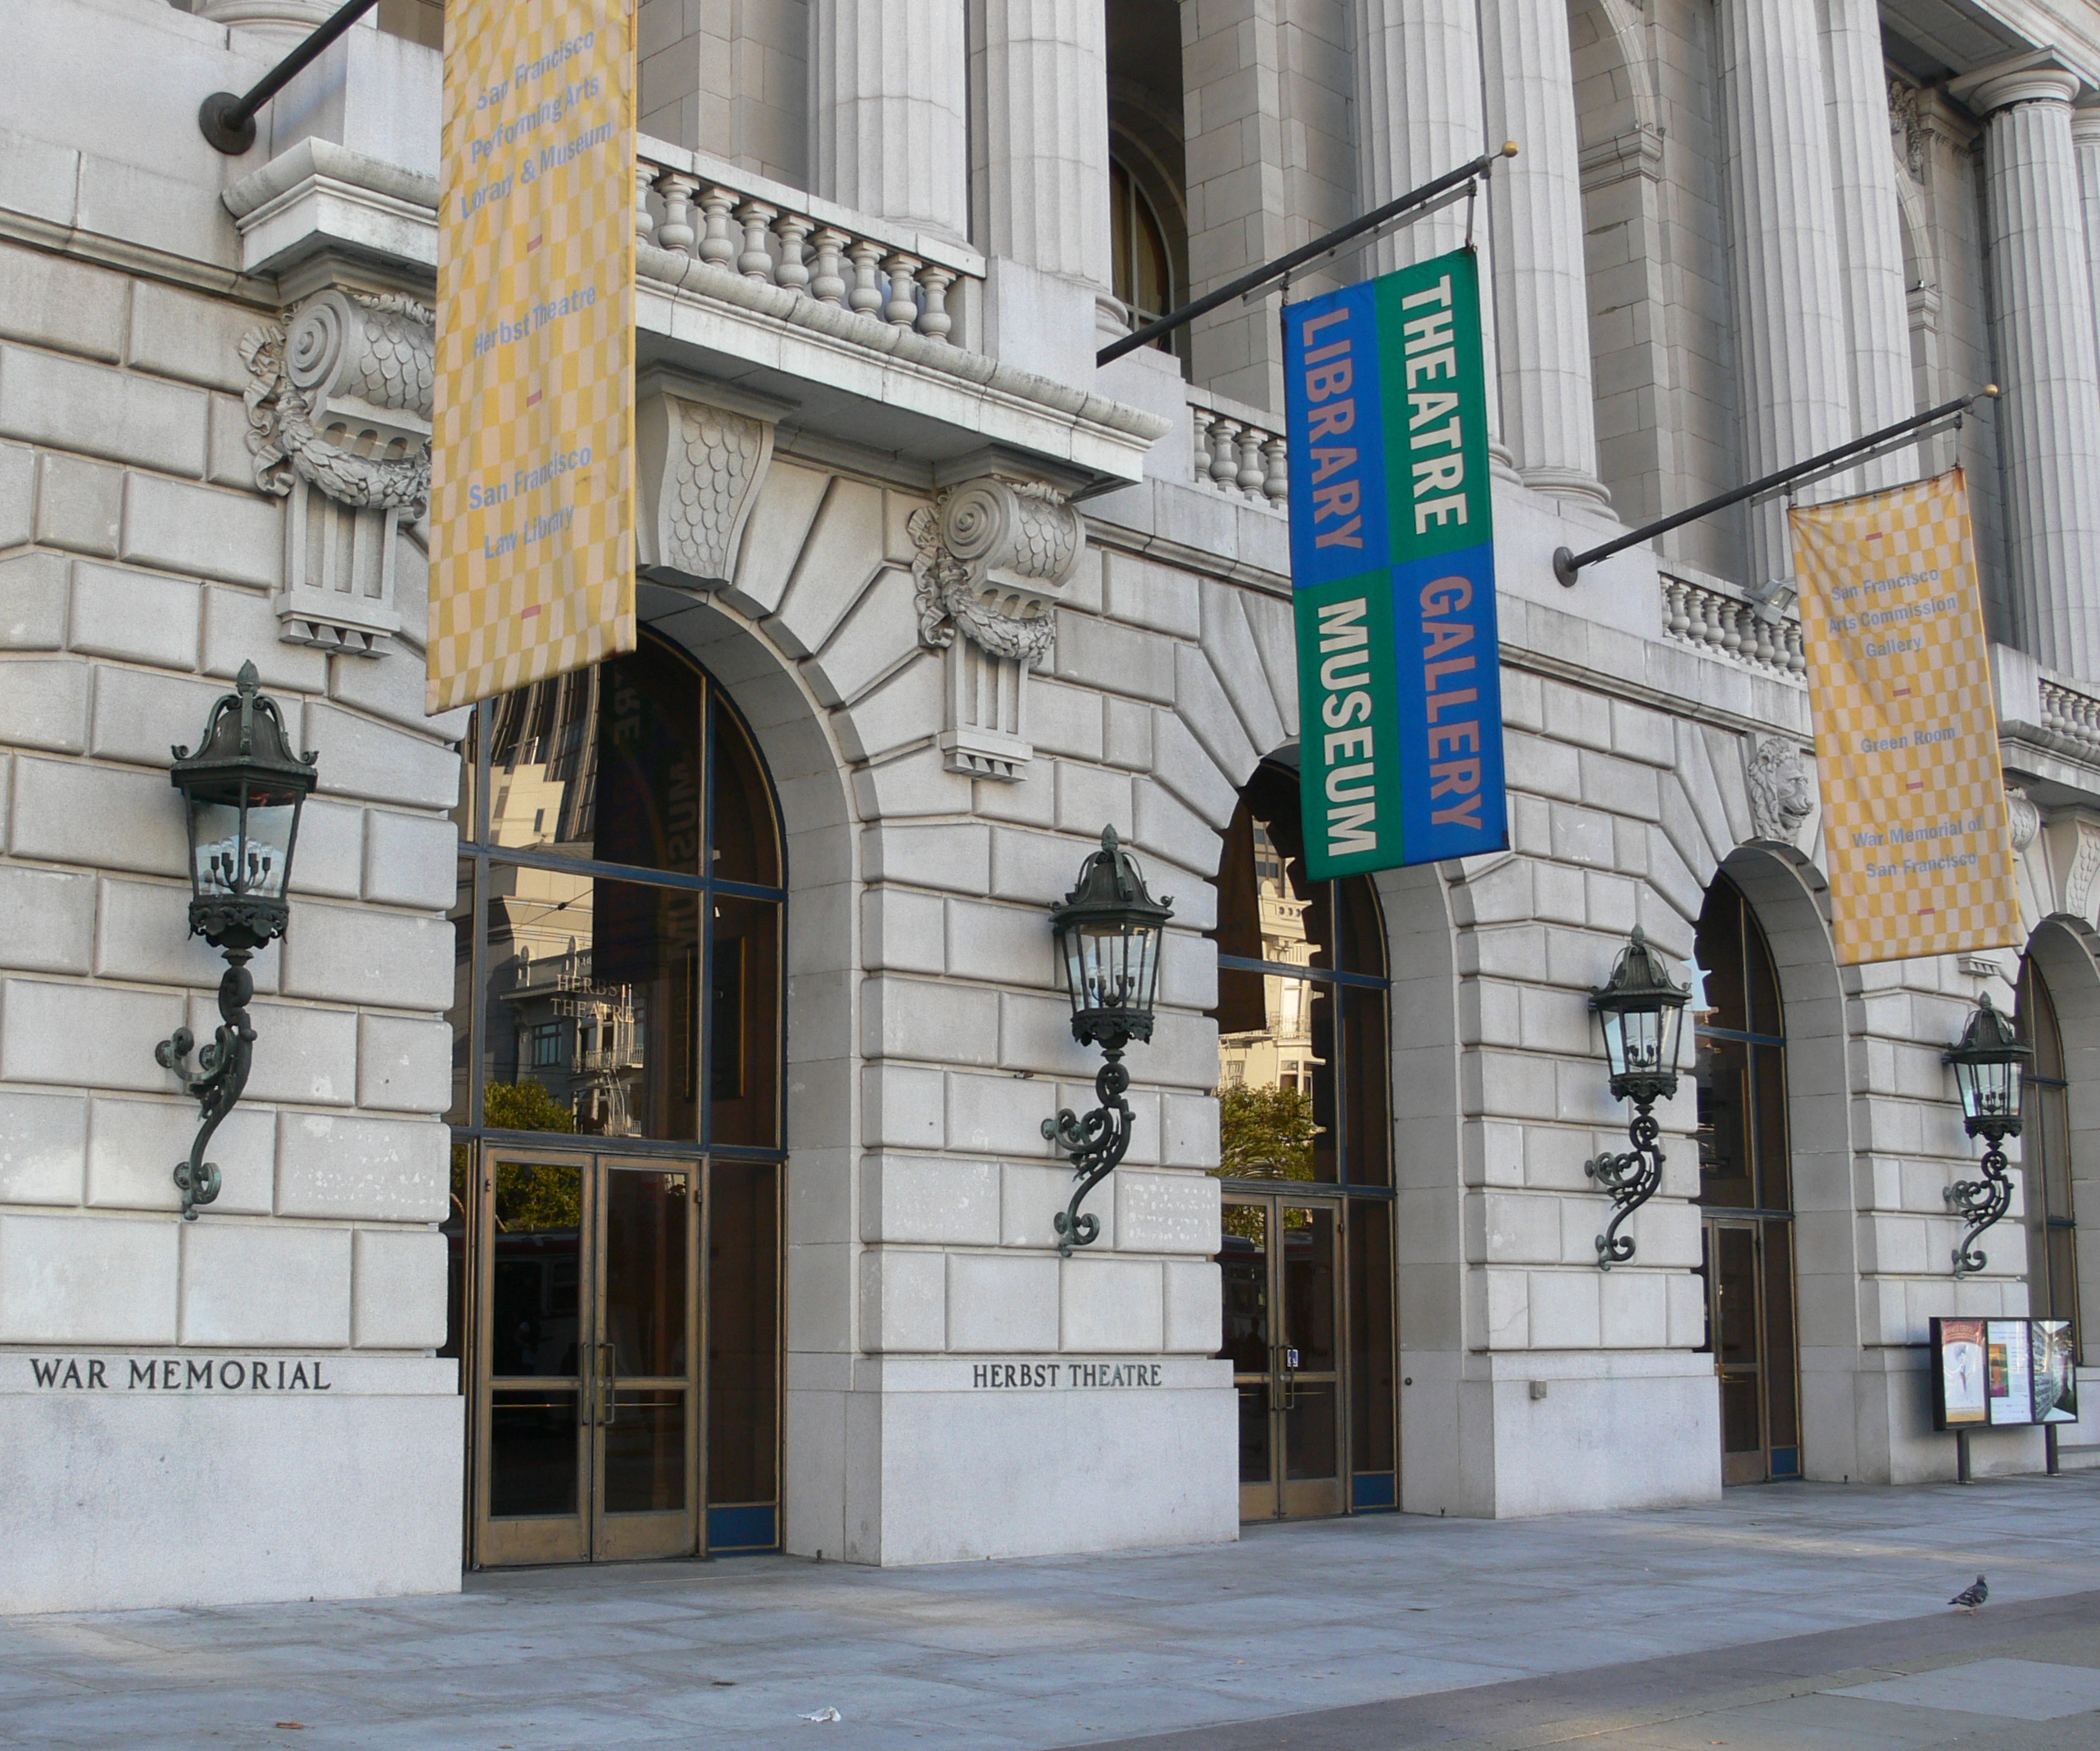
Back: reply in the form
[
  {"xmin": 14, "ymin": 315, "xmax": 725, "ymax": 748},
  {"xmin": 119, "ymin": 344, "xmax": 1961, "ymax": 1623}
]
[
  {"xmin": 1587, "ymin": 1093, "xmax": 1668, "ymax": 1269},
  {"xmin": 1043, "ymin": 1052, "xmax": 1134, "ymax": 1257},
  {"xmin": 155, "ymin": 955, "xmax": 258, "ymax": 1220},
  {"xmin": 1946, "ymin": 1123, "xmax": 2017, "ymax": 1278}
]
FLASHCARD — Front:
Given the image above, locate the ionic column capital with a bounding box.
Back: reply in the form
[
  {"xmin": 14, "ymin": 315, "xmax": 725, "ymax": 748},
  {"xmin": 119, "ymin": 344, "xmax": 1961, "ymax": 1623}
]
[{"xmin": 1951, "ymin": 52, "xmax": 2084, "ymax": 117}]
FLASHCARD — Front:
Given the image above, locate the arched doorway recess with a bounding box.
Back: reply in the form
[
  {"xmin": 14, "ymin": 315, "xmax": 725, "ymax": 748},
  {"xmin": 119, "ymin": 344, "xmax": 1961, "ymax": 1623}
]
[
  {"xmin": 2019, "ymin": 918, "xmax": 2100, "ymax": 1367},
  {"xmin": 444, "ymin": 629, "xmax": 790, "ymax": 1565},
  {"xmin": 1210, "ymin": 762, "xmax": 1400, "ymax": 1518}
]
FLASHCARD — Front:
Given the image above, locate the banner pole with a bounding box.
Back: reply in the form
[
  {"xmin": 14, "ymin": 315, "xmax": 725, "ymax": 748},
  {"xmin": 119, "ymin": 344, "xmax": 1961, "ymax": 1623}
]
[{"xmin": 1552, "ymin": 388, "xmax": 1998, "ymax": 586}]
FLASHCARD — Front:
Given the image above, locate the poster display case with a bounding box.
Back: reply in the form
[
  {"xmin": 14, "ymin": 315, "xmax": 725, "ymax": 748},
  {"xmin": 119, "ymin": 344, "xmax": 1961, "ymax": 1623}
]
[{"xmin": 1930, "ymin": 1317, "xmax": 2077, "ymax": 1429}]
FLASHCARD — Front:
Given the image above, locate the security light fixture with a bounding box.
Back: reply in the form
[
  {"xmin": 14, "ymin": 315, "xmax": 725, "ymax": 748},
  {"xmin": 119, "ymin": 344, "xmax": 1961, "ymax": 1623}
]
[
  {"xmin": 1585, "ymin": 925, "xmax": 1690, "ymax": 1269},
  {"xmin": 155, "ymin": 663, "xmax": 319, "ymax": 1219},
  {"xmin": 1944, "ymin": 991, "xmax": 2030, "ymax": 1277},
  {"xmin": 1042, "ymin": 826, "xmax": 1173, "ymax": 1256}
]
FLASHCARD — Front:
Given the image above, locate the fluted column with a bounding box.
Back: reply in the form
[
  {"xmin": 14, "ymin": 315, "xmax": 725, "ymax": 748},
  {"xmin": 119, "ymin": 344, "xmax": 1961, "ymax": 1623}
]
[
  {"xmin": 1479, "ymin": 0, "xmax": 1607, "ymax": 504},
  {"xmin": 1355, "ymin": 0, "xmax": 1506, "ymax": 461},
  {"xmin": 2071, "ymin": 107, "xmax": 2100, "ymax": 395},
  {"xmin": 1820, "ymin": 0, "xmax": 1917, "ymax": 486},
  {"xmin": 977, "ymin": 0, "xmax": 1111, "ymax": 288},
  {"xmin": 1717, "ymin": 0, "xmax": 1855, "ymax": 585},
  {"xmin": 811, "ymin": 0, "xmax": 970, "ymax": 242},
  {"xmin": 1960, "ymin": 63, "xmax": 2100, "ymax": 680}
]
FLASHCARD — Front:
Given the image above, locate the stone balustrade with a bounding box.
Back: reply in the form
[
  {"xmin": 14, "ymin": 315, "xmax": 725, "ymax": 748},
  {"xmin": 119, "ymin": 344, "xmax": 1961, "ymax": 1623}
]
[
  {"xmin": 1659, "ymin": 572, "xmax": 1806, "ymax": 679},
  {"xmin": 636, "ymin": 143, "xmax": 984, "ymax": 348},
  {"xmin": 1185, "ymin": 390, "xmax": 1288, "ymax": 507},
  {"xmin": 2040, "ymin": 674, "xmax": 2100, "ymax": 761}
]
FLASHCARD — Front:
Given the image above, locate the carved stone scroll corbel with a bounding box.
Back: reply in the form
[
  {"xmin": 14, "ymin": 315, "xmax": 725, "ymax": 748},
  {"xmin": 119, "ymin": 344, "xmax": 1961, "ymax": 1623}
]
[
  {"xmin": 911, "ymin": 477, "xmax": 1084, "ymax": 782},
  {"xmin": 634, "ymin": 382, "xmax": 775, "ymax": 590},
  {"xmin": 242, "ymin": 288, "xmax": 433, "ymax": 654}
]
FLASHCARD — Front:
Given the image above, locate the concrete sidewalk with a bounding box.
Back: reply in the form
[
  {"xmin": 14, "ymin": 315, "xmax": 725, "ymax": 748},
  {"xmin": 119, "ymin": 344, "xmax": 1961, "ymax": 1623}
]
[{"xmin": 5, "ymin": 1475, "xmax": 2099, "ymax": 1749}]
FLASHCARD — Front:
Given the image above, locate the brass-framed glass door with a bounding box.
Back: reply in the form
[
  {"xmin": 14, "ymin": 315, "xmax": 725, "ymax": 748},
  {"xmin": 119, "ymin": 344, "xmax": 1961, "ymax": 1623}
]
[
  {"xmin": 470, "ymin": 1147, "xmax": 703, "ymax": 1566},
  {"xmin": 1699, "ymin": 1214, "xmax": 1799, "ymax": 1486},
  {"xmin": 1224, "ymin": 1195, "xmax": 1346, "ymax": 1519},
  {"xmin": 1704, "ymin": 1217, "xmax": 1765, "ymax": 1486}
]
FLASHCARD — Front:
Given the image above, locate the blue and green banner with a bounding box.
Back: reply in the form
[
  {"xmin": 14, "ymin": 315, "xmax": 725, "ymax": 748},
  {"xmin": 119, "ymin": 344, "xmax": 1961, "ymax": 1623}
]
[{"xmin": 1284, "ymin": 248, "xmax": 1507, "ymax": 880}]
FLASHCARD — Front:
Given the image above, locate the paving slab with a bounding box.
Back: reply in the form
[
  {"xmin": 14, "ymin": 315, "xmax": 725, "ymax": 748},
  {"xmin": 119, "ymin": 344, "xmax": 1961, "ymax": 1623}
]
[{"xmin": 2, "ymin": 1473, "xmax": 2097, "ymax": 1749}]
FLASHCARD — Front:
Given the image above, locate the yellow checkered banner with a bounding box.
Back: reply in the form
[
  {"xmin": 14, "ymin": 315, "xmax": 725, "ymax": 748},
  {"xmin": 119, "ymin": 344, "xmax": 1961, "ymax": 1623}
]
[
  {"xmin": 1789, "ymin": 468, "xmax": 2021, "ymax": 966},
  {"xmin": 428, "ymin": 0, "xmax": 636, "ymax": 713}
]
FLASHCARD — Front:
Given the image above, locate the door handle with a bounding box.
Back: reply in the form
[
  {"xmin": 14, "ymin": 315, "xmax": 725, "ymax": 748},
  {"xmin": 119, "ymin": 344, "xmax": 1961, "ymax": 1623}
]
[{"xmin": 598, "ymin": 1341, "xmax": 617, "ymax": 1426}]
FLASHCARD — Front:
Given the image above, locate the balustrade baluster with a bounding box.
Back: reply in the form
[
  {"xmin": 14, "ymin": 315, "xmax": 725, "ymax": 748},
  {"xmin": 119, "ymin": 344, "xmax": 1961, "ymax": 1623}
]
[
  {"xmin": 697, "ymin": 188, "xmax": 738, "ymax": 269},
  {"xmin": 809, "ymin": 228, "xmax": 849, "ymax": 305},
  {"xmin": 1663, "ymin": 581, "xmax": 1689, "ymax": 640},
  {"xmin": 1262, "ymin": 436, "xmax": 1288, "ymax": 504},
  {"xmin": 916, "ymin": 264, "xmax": 955, "ymax": 342},
  {"xmin": 846, "ymin": 240, "xmax": 885, "ymax": 316},
  {"xmin": 882, "ymin": 252, "xmax": 922, "ymax": 328},
  {"xmin": 635, "ymin": 162, "xmax": 657, "ymax": 250},
  {"xmin": 736, "ymin": 201, "xmax": 778, "ymax": 281},
  {"xmin": 773, "ymin": 215, "xmax": 812, "ymax": 295},
  {"xmin": 1192, "ymin": 406, "xmax": 1214, "ymax": 486},
  {"xmin": 654, "ymin": 171, "xmax": 698, "ymax": 257},
  {"xmin": 1236, "ymin": 429, "xmax": 1266, "ymax": 497},
  {"xmin": 1209, "ymin": 418, "xmax": 1242, "ymax": 490}
]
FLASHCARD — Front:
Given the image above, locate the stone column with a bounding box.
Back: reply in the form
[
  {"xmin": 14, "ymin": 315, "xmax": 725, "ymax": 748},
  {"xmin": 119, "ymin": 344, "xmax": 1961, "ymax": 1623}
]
[
  {"xmin": 976, "ymin": 0, "xmax": 1112, "ymax": 288},
  {"xmin": 1820, "ymin": 0, "xmax": 1916, "ymax": 486},
  {"xmin": 2071, "ymin": 106, "xmax": 2100, "ymax": 400},
  {"xmin": 1715, "ymin": 0, "xmax": 1855, "ymax": 585},
  {"xmin": 810, "ymin": 0, "xmax": 970, "ymax": 242},
  {"xmin": 971, "ymin": 0, "xmax": 1112, "ymax": 385},
  {"xmin": 1479, "ymin": 0, "xmax": 1608, "ymax": 504},
  {"xmin": 1355, "ymin": 0, "xmax": 1507, "ymax": 463},
  {"xmin": 1958, "ymin": 61, "xmax": 2100, "ymax": 680}
]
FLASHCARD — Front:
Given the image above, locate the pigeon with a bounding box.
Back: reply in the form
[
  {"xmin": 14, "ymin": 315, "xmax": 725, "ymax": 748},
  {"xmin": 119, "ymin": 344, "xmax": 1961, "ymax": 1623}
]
[{"xmin": 1948, "ymin": 1575, "xmax": 1989, "ymax": 1612}]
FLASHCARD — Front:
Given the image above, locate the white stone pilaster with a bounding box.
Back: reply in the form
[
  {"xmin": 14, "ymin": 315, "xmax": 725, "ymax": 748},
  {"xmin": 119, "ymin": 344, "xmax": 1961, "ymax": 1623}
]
[
  {"xmin": 1819, "ymin": 0, "xmax": 1916, "ymax": 486},
  {"xmin": 1960, "ymin": 62, "xmax": 2100, "ymax": 680},
  {"xmin": 810, "ymin": 0, "xmax": 971, "ymax": 242},
  {"xmin": 1716, "ymin": 0, "xmax": 1854, "ymax": 585},
  {"xmin": 1354, "ymin": 0, "xmax": 1507, "ymax": 463},
  {"xmin": 1479, "ymin": 0, "xmax": 1607, "ymax": 504}
]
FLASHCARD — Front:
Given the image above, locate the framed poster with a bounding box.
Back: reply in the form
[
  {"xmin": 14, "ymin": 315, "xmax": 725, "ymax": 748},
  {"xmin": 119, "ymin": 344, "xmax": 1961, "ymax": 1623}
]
[
  {"xmin": 2035, "ymin": 1320, "xmax": 2080, "ymax": 1423},
  {"xmin": 1931, "ymin": 1316, "xmax": 2078, "ymax": 1430},
  {"xmin": 1932, "ymin": 1318, "xmax": 1986, "ymax": 1427}
]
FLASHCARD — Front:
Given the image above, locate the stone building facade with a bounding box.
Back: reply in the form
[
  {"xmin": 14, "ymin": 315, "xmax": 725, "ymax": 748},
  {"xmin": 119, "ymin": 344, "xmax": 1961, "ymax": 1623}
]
[{"xmin": 4, "ymin": 0, "xmax": 2100, "ymax": 1612}]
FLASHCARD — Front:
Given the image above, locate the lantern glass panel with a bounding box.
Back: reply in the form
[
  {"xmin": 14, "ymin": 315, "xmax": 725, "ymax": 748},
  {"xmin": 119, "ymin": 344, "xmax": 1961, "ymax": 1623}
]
[{"xmin": 191, "ymin": 795, "xmax": 297, "ymax": 900}]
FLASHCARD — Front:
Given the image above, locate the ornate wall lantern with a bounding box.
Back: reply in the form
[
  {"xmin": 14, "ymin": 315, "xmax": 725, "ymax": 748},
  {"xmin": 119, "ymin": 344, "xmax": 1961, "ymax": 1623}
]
[
  {"xmin": 1585, "ymin": 925, "xmax": 1690, "ymax": 1269},
  {"xmin": 1944, "ymin": 992, "xmax": 2030, "ymax": 1277},
  {"xmin": 154, "ymin": 663, "xmax": 319, "ymax": 1219},
  {"xmin": 1041, "ymin": 827, "xmax": 1173, "ymax": 1255}
]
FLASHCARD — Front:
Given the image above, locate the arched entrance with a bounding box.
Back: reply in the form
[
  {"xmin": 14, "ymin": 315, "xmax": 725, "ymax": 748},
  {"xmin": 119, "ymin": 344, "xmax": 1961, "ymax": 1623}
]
[
  {"xmin": 1691, "ymin": 875, "xmax": 1803, "ymax": 1483},
  {"xmin": 443, "ymin": 630, "xmax": 788, "ymax": 1565},
  {"xmin": 1211, "ymin": 762, "xmax": 1399, "ymax": 1519}
]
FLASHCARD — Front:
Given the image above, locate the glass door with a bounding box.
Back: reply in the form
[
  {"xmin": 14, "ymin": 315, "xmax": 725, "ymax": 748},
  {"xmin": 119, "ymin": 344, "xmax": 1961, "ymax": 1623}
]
[
  {"xmin": 470, "ymin": 1148, "xmax": 703, "ymax": 1565},
  {"xmin": 1705, "ymin": 1218, "xmax": 1767, "ymax": 1486},
  {"xmin": 1222, "ymin": 1195, "xmax": 1346, "ymax": 1519}
]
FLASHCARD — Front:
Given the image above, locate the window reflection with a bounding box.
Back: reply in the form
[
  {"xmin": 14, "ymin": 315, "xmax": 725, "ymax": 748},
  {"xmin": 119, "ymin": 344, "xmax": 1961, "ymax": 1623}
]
[
  {"xmin": 1211, "ymin": 764, "xmax": 1387, "ymax": 1187},
  {"xmin": 484, "ymin": 871, "xmax": 700, "ymax": 1142}
]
